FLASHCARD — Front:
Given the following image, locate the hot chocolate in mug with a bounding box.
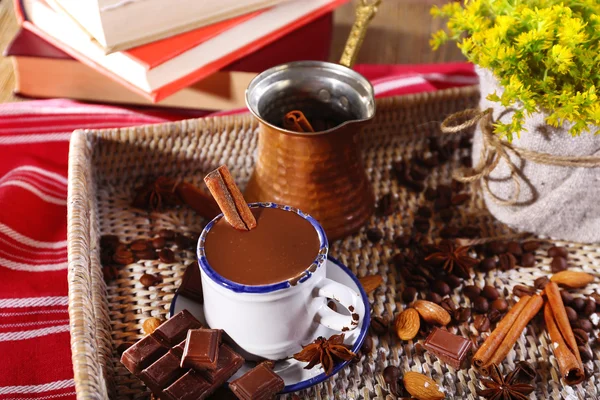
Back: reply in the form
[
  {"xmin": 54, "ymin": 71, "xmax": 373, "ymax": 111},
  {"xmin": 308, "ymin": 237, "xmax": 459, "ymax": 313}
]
[{"xmin": 197, "ymin": 202, "xmax": 361, "ymax": 360}]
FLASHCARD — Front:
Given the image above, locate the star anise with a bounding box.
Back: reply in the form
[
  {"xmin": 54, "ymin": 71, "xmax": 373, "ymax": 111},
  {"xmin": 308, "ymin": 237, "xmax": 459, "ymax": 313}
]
[
  {"xmin": 132, "ymin": 177, "xmax": 182, "ymax": 211},
  {"xmin": 293, "ymin": 333, "xmax": 356, "ymax": 375},
  {"xmin": 425, "ymin": 239, "xmax": 478, "ymax": 278},
  {"xmin": 477, "ymin": 364, "xmax": 535, "ymax": 400}
]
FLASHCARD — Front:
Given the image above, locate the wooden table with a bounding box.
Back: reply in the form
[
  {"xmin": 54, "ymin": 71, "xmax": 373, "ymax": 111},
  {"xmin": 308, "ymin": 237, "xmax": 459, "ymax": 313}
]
[{"xmin": 0, "ymin": 0, "xmax": 464, "ymax": 104}]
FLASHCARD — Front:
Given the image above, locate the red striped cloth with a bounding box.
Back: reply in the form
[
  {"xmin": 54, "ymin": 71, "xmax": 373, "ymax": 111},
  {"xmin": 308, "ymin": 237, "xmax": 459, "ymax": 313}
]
[{"xmin": 0, "ymin": 63, "xmax": 475, "ymax": 399}]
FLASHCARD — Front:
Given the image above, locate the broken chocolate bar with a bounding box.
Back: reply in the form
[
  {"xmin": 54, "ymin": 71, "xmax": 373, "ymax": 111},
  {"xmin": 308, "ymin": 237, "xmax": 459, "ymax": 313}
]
[
  {"xmin": 181, "ymin": 328, "xmax": 221, "ymax": 370},
  {"xmin": 229, "ymin": 361, "xmax": 284, "ymax": 400},
  {"xmin": 176, "ymin": 262, "xmax": 203, "ymax": 303},
  {"xmin": 423, "ymin": 327, "xmax": 472, "ymax": 369}
]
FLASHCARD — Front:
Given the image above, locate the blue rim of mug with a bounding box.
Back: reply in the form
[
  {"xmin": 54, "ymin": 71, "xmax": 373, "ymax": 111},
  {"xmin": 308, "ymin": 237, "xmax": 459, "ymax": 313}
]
[{"xmin": 197, "ymin": 202, "xmax": 329, "ymax": 294}]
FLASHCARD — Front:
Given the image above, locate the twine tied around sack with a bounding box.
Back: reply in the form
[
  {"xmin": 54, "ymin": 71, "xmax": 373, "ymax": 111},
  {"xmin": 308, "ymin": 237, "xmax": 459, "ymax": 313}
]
[{"xmin": 440, "ymin": 108, "xmax": 600, "ymax": 206}]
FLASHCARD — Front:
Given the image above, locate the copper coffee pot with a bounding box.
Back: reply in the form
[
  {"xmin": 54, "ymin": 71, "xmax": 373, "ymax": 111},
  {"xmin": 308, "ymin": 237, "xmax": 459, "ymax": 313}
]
[{"xmin": 244, "ymin": 1, "xmax": 381, "ymax": 240}]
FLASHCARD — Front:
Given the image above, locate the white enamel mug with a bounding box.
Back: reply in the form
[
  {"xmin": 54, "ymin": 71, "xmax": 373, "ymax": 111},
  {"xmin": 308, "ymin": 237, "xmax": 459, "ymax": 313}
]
[{"xmin": 197, "ymin": 202, "xmax": 361, "ymax": 360}]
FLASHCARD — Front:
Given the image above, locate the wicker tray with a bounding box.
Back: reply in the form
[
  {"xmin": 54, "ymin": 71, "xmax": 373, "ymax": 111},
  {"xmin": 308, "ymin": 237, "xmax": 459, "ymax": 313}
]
[{"xmin": 66, "ymin": 86, "xmax": 600, "ymax": 399}]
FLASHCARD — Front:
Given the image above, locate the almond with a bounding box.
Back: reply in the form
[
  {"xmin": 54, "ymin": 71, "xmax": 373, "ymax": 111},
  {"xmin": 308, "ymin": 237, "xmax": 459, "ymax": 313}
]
[
  {"xmin": 359, "ymin": 274, "xmax": 383, "ymax": 294},
  {"xmin": 142, "ymin": 317, "xmax": 162, "ymax": 335},
  {"xmin": 412, "ymin": 300, "xmax": 451, "ymax": 326},
  {"xmin": 551, "ymin": 271, "xmax": 594, "ymax": 289},
  {"xmin": 395, "ymin": 308, "xmax": 420, "ymax": 340},
  {"xmin": 403, "ymin": 371, "xmax": 445, "ymax": 400}
]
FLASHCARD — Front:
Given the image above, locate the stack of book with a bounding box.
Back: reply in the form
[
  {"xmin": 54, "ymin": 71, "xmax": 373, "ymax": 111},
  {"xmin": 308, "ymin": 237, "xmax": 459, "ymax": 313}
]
[{"xmin": 5, "ymin": 0, "xmax": 346, "ymax": 110}]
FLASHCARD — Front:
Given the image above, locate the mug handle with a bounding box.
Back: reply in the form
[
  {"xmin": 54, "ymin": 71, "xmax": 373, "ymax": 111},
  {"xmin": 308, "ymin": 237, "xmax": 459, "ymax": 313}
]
[{"xmin": 312, "ymin": 277, "xmax": 362, "ymax": 332}]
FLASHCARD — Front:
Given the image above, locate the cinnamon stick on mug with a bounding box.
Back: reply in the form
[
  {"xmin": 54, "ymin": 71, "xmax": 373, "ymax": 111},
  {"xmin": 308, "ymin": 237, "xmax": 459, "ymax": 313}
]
[
  {"xmin": 543, "ymin": 282, "xmax": 584, "ymax": 385},
  {"xmin": 204, "ymin": 166, "xmax": 256, "ymax": 231},
  {"xmin": 283, "ymin": 110, "xmax": 315, "ymax": 133}
]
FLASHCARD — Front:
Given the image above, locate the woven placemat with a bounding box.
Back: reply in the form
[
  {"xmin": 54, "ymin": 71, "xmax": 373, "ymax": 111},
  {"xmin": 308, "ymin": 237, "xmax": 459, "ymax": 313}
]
[{"xmin": 67, "ymin": 85, "xmax": 600, "ymax": 400}]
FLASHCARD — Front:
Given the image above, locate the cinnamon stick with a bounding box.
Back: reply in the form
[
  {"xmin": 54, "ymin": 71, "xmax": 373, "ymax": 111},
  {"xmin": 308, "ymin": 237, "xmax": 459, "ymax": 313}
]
[
  {"xmin": 204, "ymin": 165, "xmax": 256, "ymax": 231},
  {"xmin": 472, "ymin": 295, "xmax": 531, "ymax": 370},
  {"xmin": 544, "ymin": 303, "xmax": 585, "ymax": 385},
  {"xmin": 175, "ymin": 182, "xmax": 220, "ymax": 220},
  {"xmin": 283, "ymin": 110, "xmax": 315, "ymax": 133}
]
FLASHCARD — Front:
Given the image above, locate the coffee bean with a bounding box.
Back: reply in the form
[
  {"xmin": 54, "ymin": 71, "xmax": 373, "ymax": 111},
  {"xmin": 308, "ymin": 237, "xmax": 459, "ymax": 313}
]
[
  {"xmin": 140, "ymin": 273, "xmax": 160, "ymax": 288},
  {"xmin": 463, "ymin": 285, "xmax": 481, "ymax": 301},
  {"xmin": 459, "ymin": 226, "xmax": 480, "ymax": 239},
  {"xmin": 565, "ymin": 306, "xmax": 578, "ymax": 323},
  {"xmin": 461, "ymin": 155, "xmax": 472, "ymax": 168},
  {"xmin": 473, "ymin": 297, "xmax": 490, "ymax": 313},
  {"xmin": 417, "ymin": 206, "xmax": 432, "ymax": 218},
  {"xmin": 454, "ymin": 307, "xmax": 471, "ymax": 323},
  {"xmin": 440, "ymin": 226, "xmax": 459, "ymax": 239},
  {"xmin": 506, "ymin": 241, "xmax": 523, "ymax": 256},
  {"xmin": 550, "ymin": 257, "xmax": 568, "ymax": 272},
  {"xmin": 480, "ymin": 257, "xmax": 498, "ymax": 272},
  {"xmin": 572, "ymin": 298, "xmax": 585, "ymax": 312},
  {"xmin": 513, "ymin": 361, "xmax": 537, "ymax": 383},
  {"xmin": 134, "ymin": 249, "xmax": 158, "ymax": 260},
  {"xmin": 158, "ymin": 248, "xmax": 175, "ymax": 263},
  {"xmin": 102, "ymin": 265, "xmax": 118, "ymax": 282},
  {"xmin": 432, "ymin": 280, "xmax": 451, "ymax": 296},
  {"xmin": 445, "ymin": 275, "xmax": 462, "ymax": 289},
  {"xmin": 590, "ymin": 293, "xmax": 600, "ymax": 309},
  {"xmin": 158, "ymin": 229, "xmax": 175, "ymax": 239},
  {"xmin": 174, "ymin": 234, "xmax": 192, "ymax": 249},
  {"xmin": 327, "ymin": 301, "xmax": 337, "ymax": 312},
  {"xmin": 100, "ymin": 234, "xmax": 121, "ymax": 249},
  {"xmin": 383, "ymin": 365, "xmax": 402, "ymax": 396},
  {"xmin": 577, "ymin": 319, "xmax": 593, "ymax": 332},
  {"xmin": 437, "ymin": 185, "xmax": 453, "ymax": 200},
  {"xmin": 583, "ymin": 298, "xmax": 596, "ymax": 317},
  {"xmin": 413, "ymin": 217, "xmax": 430, "ymax": 233},
  {"xmin": 151, "ymin": 237, "xmax": 166, "ymax": 249},
  {"xmin": 409, "ymin": 165, "xmax": 429, "ymax": 182},
  {"xmin": 488, "ymin": 309, "xmax": 503, "ymax": 323},
  {"xmin": 113, "ymin": 250, "xmax": 134, "ymax": 265},
  {"xmin": 361, "ymin": 335, "xmax": 373, "ymax": 354},
  {"xmin": 482, "ymin": 285, "xmax": 499, "ymax": 301},
  {"xmin": 520, "ymin": 252, "xmax": 536, "ymax": 267},
  {"xmin": 433, "ymin": 197, "xmax": 450, "ymax": 210},
  {"xmin": 424, "ymin": 188, "xmax": 438, "ymax": 201},
  {"xmin": 366, "ymin": 228, "xmax": 384, "ymax": 243},
  {"xmin": 394, "ymin": 235, "xmax": 411, "ymax": 248},
  {"xmin": 370, "ymin": 316, "xmax": 389, "ymax": 336},
  {"xmin": 498, "ymin": 253, "xmax": 517, "ymax": 270},
  {"xmin": 130, "ymin": 239, "xmax": 150, "ymax": 252},
  {"xmin": 560, "ymin": 290, "xmax": 574, "ymax": 305},
  {"xmin": 513, "ymin": 285, "xmax": 536, "ymax": 297},
  {"xmin": 579, "ymin": 346, "xmax": 592, "ymax": 362},
  {"xmin": 548, "ymin": 246, "xmax": 568, "ymax": 258},
  {"xmin": 534, "ymin": 276, "xmax": 550, "ymax": 290},
  {"xmin": 487, "ymin": 241, "xmax": 507, "ymax": 255},
  {"xmin": 573, "ymin": 328, "xmax": 589, "ymax": 346},
  {"xmin": 522, "ymin": 241, "xmax": 541, "ymax": 252},
  {"xmin": 377, "ymin": 193, "xmax": 396, "ymax": 217},
  {"xmin": 439, "ymin": 209, "xmax": 454, "ymax": 223},
  {"xmin": 473, "ymin": 314, "xmax": 490, "ymax": 332},
  {"xmin": 116, "ymin": 342, "xmax": 134, "ymax": 355},
  {"xmin": 491, "ymin": 298, "xmax": 508, "ymax": 312},
  {"xmin": 426, "ymin": 292, "xmax": 443, "ymax": 304},
  {"xmin": 451, "ymin": 193, "xmax": 469, "ymax": 205},
  {"xmin": 402, "ymin": 287, "xmax": 417, "ymax": 303},
  {"xmin": 440, "ymin": 298, "xmax": 457, "ymax": 314}
]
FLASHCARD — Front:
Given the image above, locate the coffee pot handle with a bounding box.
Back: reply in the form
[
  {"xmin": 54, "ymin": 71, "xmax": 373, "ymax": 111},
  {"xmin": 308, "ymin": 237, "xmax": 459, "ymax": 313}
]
[
  {"xmin": 339, "ymin": 0, "xmax": 382, "ymax": 68},
  {"xmin": 312, "ymin": 277, "xmax": 361, "ymax": 332}
]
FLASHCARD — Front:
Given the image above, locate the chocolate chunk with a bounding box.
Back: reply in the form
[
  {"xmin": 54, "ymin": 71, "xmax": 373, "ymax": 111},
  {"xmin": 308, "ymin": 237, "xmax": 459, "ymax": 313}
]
[
  {"xmin": 181, "ymin": 329, "xmax": 221, "ymax": 370},
  {"xmin": 121, "ymin": 335, "xmax": 167, "ymax": 374},
  {"xmin": 164, "ymin": 371, "xmax": 211, "ymax": 400},
  {"xmin": 154, "ymin": 310, "xmax": 203, "ymax": 346},
  {"xmin": 229, "ymin": 361, "xmax": 284, "ymax": 400},
  {"xmin": 423, "ymin": 327, "xmax": 472, "ymax": 369},
  {"xmin": 140, "ymin": 351, "xmax": 186, "ymax": 393},
  {"xmin": 177, "ymin": 262, "xmax": 203, "ymax": 303},
  {"xmin": 200, "ymin": 345, "xmax": 244, "ymax": 383}
]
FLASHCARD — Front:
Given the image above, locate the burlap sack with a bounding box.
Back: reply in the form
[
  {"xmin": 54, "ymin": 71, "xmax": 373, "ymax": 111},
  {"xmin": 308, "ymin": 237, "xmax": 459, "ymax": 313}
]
[{"xmin": 472, "ymin": 66, "xmax": 600, "ymax": 243}]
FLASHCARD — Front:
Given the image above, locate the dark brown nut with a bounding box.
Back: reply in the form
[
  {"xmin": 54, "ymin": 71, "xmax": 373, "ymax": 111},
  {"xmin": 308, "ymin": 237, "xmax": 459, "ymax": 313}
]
[
  {"xmin": 113, "ymin": 250, "xmax": 134, "ymax": 265},
  {"xmin": 579, "ymin": 346, "xmax": 592, "ymax": 363},
  {"xmin": 361, "ymin": 335, "xmax": 373, "ymax": 354},
  {"xmin": 130, "ymin": 239, "xmax": 150, "ymax": 251},
  {"xmin": 548, "ymin": 246, "xmax": 568, "ymax": 258},
  {"xmin": 487, "ymin": 241, "xmax": 507, "ymax": 255},
  {"xmin": 550, "ymin": 257, "xmax": 568, "ymax": 272},
  {"xmin": 491, "ymin": 298, "xmax": 508, "ymax": 312},
  {"xmin": 506, "ymin": 241, "xmax": 523, "ymax": 256},
  {"xmin": 498, "ymin": 253, "xmax": 517, "ymax": 270},
  {"xmin": 573, "ymin": 328, "xmax": 589, "ymax": 346},
  {"xmin": 572, "ymin": 298, "xmax": 585, "ymax": 312},
  {"xmin": 451, "ymin": 193, "xmax": 469, "ymax": 205},
  {"xmin": 480, "ymin": 257, "xmax": 498, "ymax": 272},
  {"xmin": 140, "ymin": 273, "xmax": 160, "ymax": 288},
  {"xmin": 116, "ymin": 342, "xmax": 134, "ymax": 355},
  {"xmin": 534, "ymin": 276, "xmax": 550, "ymax": 290},
  {"xmin": 463, "ymin": 285, "xmax": 481, "ymax": 301},
  {"xmin": 370, "ymin": 316, "xmax": 389, "ymax": 336},
  {"xmin": 151, "ymin": 237, "xmax": 166, "ymax": 249},
  {"xmin": 560, "ymin": 290, "xmax": 574, "ymax": 305},
  {"xmin": 473, "ymin": 314, "xmax": 490, "ymax": 332},
  {"xmin": 439, "ymin": 209, "xmax": 454, "ymax": 223},
  {"xmin": 565, "ymin": 306, "xmax": 578, "ymax": 323},
  {"xmin": 481, "ymin": 285, "xmax": 499, "ymax": 301},
  {"xmin": 426, "ymin": 292, "xmax": 443, "ymax": 304},
  {"xmin": 432, "ymin": 280, "xmax": 451, "ymax": 296},
  {"xmin": 522, "ymin": 241, "xmax": 541, "ymax": 252},
  {"xmin": 383, "ymin": 365, "xmax": 403, "ymax": 397},
  {"xmin": 402, "ymin": 287, "xmax": 417, "ymax": 303},
  {"xmin": 417, "ymin": 206, "xmax": 432, "ymax": 218},
  {"xmin": 158, "ymin": 229, "xmax": 175, "ymax": 239},
  {"xmin": 377, "ymin": 193, "xmax": 396, "ymax": 217},
  {"xmin": 513, "ymin": 285, "xmax": 536, "ymax": 297},
  {"xmin": 366, "ymin": 228, "xmax": 384, "ymax": 243},
  {"xmin": 440, "ymin": 297, "xmax": 457, "ymax": 314},
  {"xmin": 134, "ymin": 249, "xmax": 158, "ymax": 260},
  {"xmin": 158, "ymin": 248, "xmax": 175, "ymax": 263},
  {"xmin": 445, "ymin": 274, "xmax": 462, "ymax": 289},
  {"xmin": 513, "ymin": 361, "xmax": 537, "ymax": 383},
  {"xmin": 454, "ymin": 307, "xmax": 471, "ymax": 323},
  {"xmin": 576, "ymin": 319, "xmax": 593, "ymax": 332},
  {"xmin": 327, "ymin": 301, "xmax": 337, "ymax": 312},
  {"xmin": 394, "ymin": 235, "xmax": 411, "ymax": 248},
  {"xmin": 473, "ymin": 296, "xmax": 490, "ymax": 313},
  {"xmin": 520, "ymin": 253, "xmax": 536, "ymax": 267},
  {"xmin": 488, "ymin": 309, "xmax": 503, "ymax": 323}
]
